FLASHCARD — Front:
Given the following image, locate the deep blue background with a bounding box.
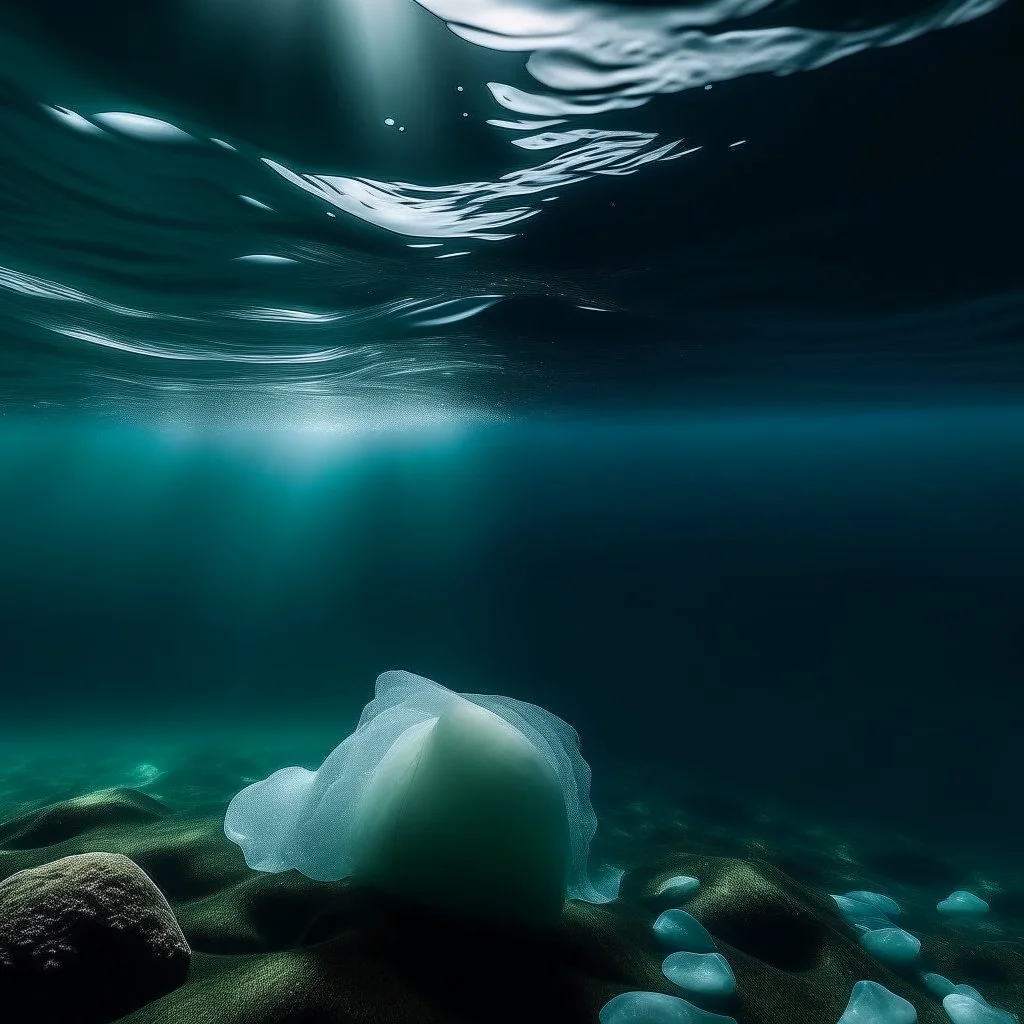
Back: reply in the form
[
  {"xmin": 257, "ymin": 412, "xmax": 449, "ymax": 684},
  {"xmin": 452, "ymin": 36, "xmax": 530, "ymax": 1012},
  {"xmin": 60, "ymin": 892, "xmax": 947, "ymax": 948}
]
[{"xmin": 1, "ymin": 410, "xmax": 1021, "ymax": 847}]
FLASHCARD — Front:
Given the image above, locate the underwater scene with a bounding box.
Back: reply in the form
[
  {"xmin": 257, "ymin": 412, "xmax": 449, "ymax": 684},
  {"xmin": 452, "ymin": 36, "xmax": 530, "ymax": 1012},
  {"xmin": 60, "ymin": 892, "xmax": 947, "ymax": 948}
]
[{"xmin": 0, "ymin": 0, "xmax": 1022, "ymax": 1022}]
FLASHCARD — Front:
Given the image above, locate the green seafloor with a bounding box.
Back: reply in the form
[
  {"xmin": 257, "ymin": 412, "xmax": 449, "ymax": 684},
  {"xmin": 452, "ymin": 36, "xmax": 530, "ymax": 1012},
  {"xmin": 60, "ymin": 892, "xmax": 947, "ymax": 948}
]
[
  {"xmin": 1, "ymin": 412, "xmax": 1022, "ymax": 1024},
  {"xmin": 1, "ymin": 720, "xmax": 1023, "ymax": 1024}
]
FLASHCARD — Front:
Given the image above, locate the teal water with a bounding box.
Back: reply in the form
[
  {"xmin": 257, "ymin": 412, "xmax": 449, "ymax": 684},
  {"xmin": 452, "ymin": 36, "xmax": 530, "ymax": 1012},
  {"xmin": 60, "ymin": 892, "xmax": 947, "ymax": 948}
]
[{"xmin": 1, "ymin": 1, "xmax": 1022, "ymax": 1019}]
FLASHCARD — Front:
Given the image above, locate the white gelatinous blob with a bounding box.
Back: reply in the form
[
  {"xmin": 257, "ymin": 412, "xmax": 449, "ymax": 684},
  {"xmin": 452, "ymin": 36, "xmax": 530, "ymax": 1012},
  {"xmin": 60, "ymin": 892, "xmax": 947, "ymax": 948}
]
[
  {"xmin": 663, "ymin": 951, "xmax": 736, "ymax": 997},
  {"xmin": 225, "ymin": 671, "xmax": 614, "ymax": 927},
  {"xmin": 938, "ymin": 891, "xmax": 990, "ymax": 916},
  {"xmin": 653, "ymin": 910, "xmax": 716, "ymax": 952},
  {"xmin": 600, "ymin": 991, "xmax": 737, "ymax": 1024},
  {"xmin": 348, "ymin": 701, "xmax": 568, "ymax": 925},
  {"xmin": 943, "ymin": 995, "xmax": 1019, "ymax": 1024},
  {"xmin": 861, "ymin": 927, "xmax": 921, "ymax": 966},
  {"xmin": 92, "ymin": 111, "xmax": 192, "ymax": 141},
  {"xmin": 656, "ymin": 875, "xmax": 701, "ymax": 901},
  {"xmin": 838, "ymin": 981, "xmax": 917, "ymax": 1024},
  {"xmin": 842, "ymin": 891, "xmax": 902, "ymax": 917}
]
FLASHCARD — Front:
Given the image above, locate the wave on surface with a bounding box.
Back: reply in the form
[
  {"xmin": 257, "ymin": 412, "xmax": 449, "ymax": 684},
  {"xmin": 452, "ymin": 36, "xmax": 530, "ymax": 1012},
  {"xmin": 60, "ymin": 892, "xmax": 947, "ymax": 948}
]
[{"xmin": 0, "ymin": 0, "xmax": 1012, "ymax": 423}]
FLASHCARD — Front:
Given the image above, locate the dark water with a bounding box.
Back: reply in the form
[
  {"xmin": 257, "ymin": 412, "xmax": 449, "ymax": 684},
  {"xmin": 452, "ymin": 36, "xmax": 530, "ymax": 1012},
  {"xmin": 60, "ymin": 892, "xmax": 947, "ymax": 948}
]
[{"xmin": 1, "ymin": 0, "xmax": 1022, "ymax": 872}]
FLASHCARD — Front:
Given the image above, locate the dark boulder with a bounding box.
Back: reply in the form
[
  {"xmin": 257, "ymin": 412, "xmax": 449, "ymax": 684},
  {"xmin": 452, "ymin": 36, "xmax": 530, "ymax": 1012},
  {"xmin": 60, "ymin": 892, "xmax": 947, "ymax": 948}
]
[{"xmin": 0, "ymin": 852, "xmax": 190, "ymax": 1023}]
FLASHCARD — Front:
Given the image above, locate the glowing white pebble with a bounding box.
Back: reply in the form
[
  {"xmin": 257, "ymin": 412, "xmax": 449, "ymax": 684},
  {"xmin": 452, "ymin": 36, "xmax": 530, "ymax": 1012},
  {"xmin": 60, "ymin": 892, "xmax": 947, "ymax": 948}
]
[
  {"xmin": 385, "ymin": 118, "xmax": 395, "ymax": 126},
  {"xmin": 831, "ymin": 895, "xmax": 895, "ymax": 933},
  {"xmin": 860, "ymin": 928, "xmax": 921, "ymax": 966},
  {"xmin": 662, "ymin": 951, "xmax": 736, "ymax": 997},
  {"xmin": 655, "ymin": 876, "xmax": 700, "ymax": 901},
  {"xmin": 923, "ymin": 975, "xmax": 988, "ymax": 1003},
  {"xmin": 599, "ymin": 991, "xmax": 736, "ymax": 1024},
  {"xmin": 842, "ymin": 892, "xmax": 902, "ymax": 916},
  {"xmin": 924, "ymin": 975, "xmax": 958, "ymax": 998},
  {"xmin": 653, "ymin": 910, "xmax": 715, "ymax": 952},
  {"xmin": 93, "ymin": 112, "xmax": 191, "ymax": 141},
  {"xmin": 838, "ymin": 981, "xmax": 917, "ymax": 1024},
  {"xmin": 938, "ymin": 891, "xmax": 990, "ymax": 916},
  {"xmin": 943, "ymin": 994, "xmax": 1018, "ymax": 1024}
]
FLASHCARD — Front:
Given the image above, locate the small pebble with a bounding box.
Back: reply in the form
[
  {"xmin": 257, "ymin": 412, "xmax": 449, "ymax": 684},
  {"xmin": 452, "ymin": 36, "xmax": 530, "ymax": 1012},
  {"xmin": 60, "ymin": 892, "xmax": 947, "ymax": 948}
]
[
  {"xmin": 600, "ymin": 991, "xmax": 737, "ymax": 1024},
  {"xmin": 838, "ymin": 981, "xmax": 917, "ymax": 1024},
  {"xmin": 653, "ymin": 910, "xmax": 716, "ymax": 953},
  {"xmin": 860, "ymin": 927, "xmax": 921, "ymax": 966},
  {"xmin": 662, "ymin": 952, "xmax": 736, "ymax": 997},
  {"xmin": 655, "ymin": 876, "xmax": 701, "ymax": 902},
  {"xmin": 943, "ymin": 994, "xmax": 1018, "ymax": 1024},
  {"xmin": 938, "ymin": 891, "xmax": 990, "ymax": 916}
]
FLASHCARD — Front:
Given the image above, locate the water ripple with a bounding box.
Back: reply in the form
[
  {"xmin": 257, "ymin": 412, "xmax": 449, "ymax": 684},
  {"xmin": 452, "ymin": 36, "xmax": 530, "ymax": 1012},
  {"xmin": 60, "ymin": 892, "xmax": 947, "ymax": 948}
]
[
  {"xmin": 0, "ymin": 0, "xmax": 1014, "ymax": 421},
  {"xmin": 418, "ymin": 0, "xmax": 1007, "ymax": 115}
]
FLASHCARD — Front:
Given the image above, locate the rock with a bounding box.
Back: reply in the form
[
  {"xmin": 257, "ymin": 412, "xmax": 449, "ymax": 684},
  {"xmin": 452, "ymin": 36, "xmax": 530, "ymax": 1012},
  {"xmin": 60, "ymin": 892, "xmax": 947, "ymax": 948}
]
[{"xmin": 0, "ymin": 852, "xmax": 190, "ymax": 1023}]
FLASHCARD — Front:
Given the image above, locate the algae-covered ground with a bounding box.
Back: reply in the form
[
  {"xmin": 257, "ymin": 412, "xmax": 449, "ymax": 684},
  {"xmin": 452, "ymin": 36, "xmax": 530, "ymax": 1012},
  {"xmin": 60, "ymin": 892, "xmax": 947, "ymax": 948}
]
[{"xmin": 0, "ymin": 731, "xmax": 1021, "ymax": 1024}]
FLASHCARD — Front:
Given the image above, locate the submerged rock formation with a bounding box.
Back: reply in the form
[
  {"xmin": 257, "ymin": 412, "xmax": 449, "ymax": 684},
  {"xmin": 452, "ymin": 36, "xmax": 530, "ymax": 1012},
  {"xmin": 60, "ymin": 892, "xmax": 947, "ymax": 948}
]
[{"xmin": 0, "ymin": 851, "xmax": 190, "ymax": 1023}]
